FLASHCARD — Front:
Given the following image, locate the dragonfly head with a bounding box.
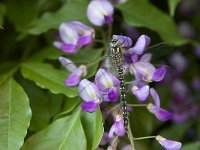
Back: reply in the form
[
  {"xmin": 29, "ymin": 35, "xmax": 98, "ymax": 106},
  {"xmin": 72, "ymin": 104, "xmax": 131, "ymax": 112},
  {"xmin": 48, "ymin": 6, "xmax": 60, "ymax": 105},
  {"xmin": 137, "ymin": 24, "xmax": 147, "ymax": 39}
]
[{"xmin": 110, "ymin": 35, "xmax": 132, "ymax": 49}]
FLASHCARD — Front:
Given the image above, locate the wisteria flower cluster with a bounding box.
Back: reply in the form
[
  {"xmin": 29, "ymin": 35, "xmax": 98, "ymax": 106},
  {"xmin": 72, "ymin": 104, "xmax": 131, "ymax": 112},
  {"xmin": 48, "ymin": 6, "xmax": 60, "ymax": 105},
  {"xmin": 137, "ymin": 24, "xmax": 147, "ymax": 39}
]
[{"xmin": 54, "ymin": 0, "xmax": 183, "ymax": 149}]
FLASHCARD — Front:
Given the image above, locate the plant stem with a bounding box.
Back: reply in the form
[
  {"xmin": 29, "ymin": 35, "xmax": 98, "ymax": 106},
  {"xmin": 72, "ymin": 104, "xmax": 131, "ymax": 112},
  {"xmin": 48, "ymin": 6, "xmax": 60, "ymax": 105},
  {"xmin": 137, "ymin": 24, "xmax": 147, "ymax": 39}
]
[
  {"xmin": 105, "ymin": 104, "xmax": 121, "ymax": 114},
  {"xmin": 133, "ymin": 136, "xmax": 157, "ymax": 141},
  {"xmin": 127, "ymin": 122, "xmax": 136, "ymax": 150},
  {"xmin": 127, "ymin": 104, "xmax": 148, "ymax": 107}
]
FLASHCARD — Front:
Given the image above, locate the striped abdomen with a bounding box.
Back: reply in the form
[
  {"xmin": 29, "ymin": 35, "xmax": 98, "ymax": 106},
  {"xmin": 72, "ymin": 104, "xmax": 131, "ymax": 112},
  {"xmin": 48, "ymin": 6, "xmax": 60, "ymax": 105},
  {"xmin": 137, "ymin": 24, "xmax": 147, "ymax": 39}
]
[{"xmin": 112, "ymin": 47, "xmax": 128, "ymax": 128}]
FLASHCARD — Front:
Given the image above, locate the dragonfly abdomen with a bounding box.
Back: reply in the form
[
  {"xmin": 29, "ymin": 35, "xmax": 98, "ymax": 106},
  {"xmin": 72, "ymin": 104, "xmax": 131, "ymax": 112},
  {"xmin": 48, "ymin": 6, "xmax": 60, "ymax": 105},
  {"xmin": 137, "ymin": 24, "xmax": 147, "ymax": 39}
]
[{"xmin": 113, "ymin": 48, "xmax": 128, "ymax": 128}]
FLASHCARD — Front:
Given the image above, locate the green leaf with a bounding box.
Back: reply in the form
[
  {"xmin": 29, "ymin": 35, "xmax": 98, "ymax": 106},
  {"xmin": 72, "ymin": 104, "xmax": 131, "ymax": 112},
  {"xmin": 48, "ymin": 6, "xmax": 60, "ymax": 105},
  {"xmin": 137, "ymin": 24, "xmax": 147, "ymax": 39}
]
[
  {"xmin": 19, "ymin": 78, "xmax": 63, "ymax": 132},
  {"xmin": 22, "ymin": 108, "xmax": 87, "ymax": 150},
  {"xmin": 53, "ymin": 97, "xmax": 81, "ymax": 120},
  {"xmin": 159, "ymin": 123, "xmax": 191, "ymax": 140},
  {"xmin": 28, "ymin": 47, "xmax": 63, "ymax": 62},
  {"xmin": 146, "ymin": 42, "xmax": 175, "ymax": 60},
  {"xmin": 0, "ymin": 78, "xmax": 32, "ymax": 150},
  {"xmin": 29, "ymin": 47, "xmax": 103, "ymax": 78},
  {"xmin": 21, "ymin": 62, "xmax": 78, "ymax": 98},
  {"xmin": 182, "ymin": 142, "xmax": 200, "ymax": 150},
  {"xmin": 168, "ymin": 0, "xmax": 181, "ymax": 17},
  {"xmin": 0, "ymin": 3, "xmax": 6, "ymax": 28},
  {"xmin": 118, "ymin": 0, "xmax": 188, "ymax": 45},
  {"xmin": 27, "ymin": 0, "xmax": 89, "ymax": 35},
  {"xmin": 81, "ymin": 108, "xmax": 104, "ymax": 150},
  {"xmin": 6, "ymin": 0, "xmax": 38, "ymax": 32}
]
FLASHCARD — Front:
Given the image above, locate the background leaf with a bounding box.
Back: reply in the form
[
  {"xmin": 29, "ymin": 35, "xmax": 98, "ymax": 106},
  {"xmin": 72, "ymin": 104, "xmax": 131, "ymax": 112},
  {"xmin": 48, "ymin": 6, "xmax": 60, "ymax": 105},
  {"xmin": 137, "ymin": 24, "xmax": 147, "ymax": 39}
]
[
  {"xmin": 81, "ymin": 108, "xmax": 104, "ymax": 150},
  {"xmin": 168, "ymin": 0, "xmax": 181, "ymax": 17},
  {"xmin": 19, "ymin": 78, "xmax": 63, "ymax": 132},
  {"xmin": 182, "ymin": 142, "xmax": 200, "ymax": 150},
  {"xmin": 0, "ymin": 3, "xmax": 6, "ymax": 28},
  {"xmin": 21, "ymin": 62, "xmax": 78, "ymax": 98},
  {"xmin": 118, "ymin": 0, "xmax": 188, "ymax": 45},
  {"xmin": 6, "ymin": 0, "xmax": 38, "ymax": 32},
  {"xmin": 22, "ymin": 108, "xmax": 87, "ymax": 150},
  {"xmin": 146, "ymin": 43, "xmax": 175, "ymax": 60},
  {"xmin": 53, "ymin": 97, "xmax": 81, "ymax": 120},
  {"xmin": 0, "ymin": 78, "xmax": 32, "ymax": 150},
  {"xmin": 27, "ymin": 0, "xmax": 89, "ymax": 35}
]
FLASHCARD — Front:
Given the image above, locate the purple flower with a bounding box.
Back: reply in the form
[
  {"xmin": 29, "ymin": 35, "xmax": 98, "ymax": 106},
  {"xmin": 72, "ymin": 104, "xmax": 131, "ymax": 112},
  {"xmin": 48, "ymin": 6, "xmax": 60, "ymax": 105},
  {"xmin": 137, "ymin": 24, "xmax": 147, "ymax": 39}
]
[
  {"xmin": 121, "ymin": 145, "xmax": 133, "ymax": 150},
  {"xmin": 192, "ymin": 76, "xmax": 200, "ymax": 90},
  {"xmin": 134, "ymin": 62, "xmax": 166, "ymax": 82},
  {"xmin": 194, "ymin": 46, "xmax": 200, "ymax": 58},
  {"xmin": 95, "ymin": 68, "xmax": 120, "ymax": 102},
  {"xmin": 156, "ymin": 135, "xmax": 182, "ymax": 150},
  {"xmin": 132, "ymin": 84, "xmax": 149, "ymax": 102},
  {"xmin": 109, "ymin": 115, "xmax": 126, "ymax": 138},
  {"xmin": 59, "ymin": 56, "xmax": 87, "ymax": 86},
  {"xmin": 169, "ymin": 52, "xmax": 188, "ymax": 75},
  {"xmin": 54, "ymin": 21, "xmax": 94, "ymax": 53},
  {"xmin": 78, "ymin": 79, "xmax": 102, "ymax": 112},
  {"xmin": 171, "ymin": 97, "xmax": 198, "ymax": 123},
  {"xmin": 122, "ymin": 35, "xmax": 152, "ymax": 75},
  {"xmin": 147, "ymin": 88, "xmax": 172, "ymax": 121},
  {"xmin": 171, "ymin": 79, "xmax": 189, "ymax": 100},
  {"xmin": 87, "ymin": 0, "xmax": 114, "ymax": 26},
  {"xmin": 179, "ymin": 0, "xmax": 199, "ymax": 16},
  {"xmin": 177, "ymin": 21, "xmax": 195, "ymax": 39},
  {"xmin": 139, "ymin": 53, "xmax": 152, "ymax": 62}
]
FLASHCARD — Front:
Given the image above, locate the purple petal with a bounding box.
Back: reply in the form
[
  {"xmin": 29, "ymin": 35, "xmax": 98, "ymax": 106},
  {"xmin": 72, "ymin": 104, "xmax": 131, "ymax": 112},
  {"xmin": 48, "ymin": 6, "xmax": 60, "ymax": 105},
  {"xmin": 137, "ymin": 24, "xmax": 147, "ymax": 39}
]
[
  {"xmin": 130, "ymin": 35, "xmax": 151, "ymax": 55},
  {"xmin": 53, "ymin": 41, "xmax": 63, "ymax": 49},
  {"xmin": 60, "ymin": 44, "xmax": 78, "ymax": 54},
  {"xmin": 114, "ymin": 118, "xmax": 126, "ymax": 137},
  {"xmin": 64, "ymin": 73, "xmax": 81, "ymax": 87},
  {"xmin": 81, "ymin": 101, "xmax": 99, "ymax": 112},
  {"xmin": 148, "ymin": 104, "xmax": 172, "ymax": 121},
  {"xmin": 151, "ymin": 66, "xmax": 166, "ymax": 82},
  {"xmin": 104, "ymin": 15, "xmax": 113, "ymax": 24},
  {"xmin": 150, "ymin": 88, "xmax": 160, "ymax": 107},
  {"xmin": 95, "ymin": 68, "xmax": 119, "ymax": 92},
  {"xmin": 169, "ymin": 52, "xmax": 188, "ymax": 73},
  {"xmin": 70, "ymin": 21, "xmax": 94, "ymax": 32},
  {"xmin": 121, "ymin": 145, "xmax": 133, "ymax": 150},
  {"xmin": 87, "ymin": 0, "xmax": 114, "ymax": 26},
  {"xmin": 77, "ymin": 34, "xmax": 93, "ymax": 46},
  {"xmin": 155, "ymin": 108, "xmax": 172, "ymax": 121},
  {"xmin": 108, "ymin": 87, "xmax": 119, "ymax": 102},
  {"xmin": 78, "ymin": 79, "xmax": 102, "ymax": 102},
  {"xmin": 64, "ymin": 66, "xmax": 86, "ymax": 86},
  {"xmin": 108, "ymin": 124, "xmax": 115, "ymax": 138},
  {"xmin": 59, "ymin": 22, "xmax": 78, "ymax": 44},
  {"xmin": 156, "ymin": 135, "xmax": 182, "ymax": 150},
  {"xmin": 134, "ymin": 62, "xmax": 155, "ymax": 81},
  {"xmin": 109, "ymin": 116, "xmax": 125, "ymax": 138},
  {"xmin": 58, "ymin": 56, "xmax": 77, "ymax": 73},
  {"xmin": 131, "ymin": 54, "xmax": 139, "ymax": 63},
  {"xmin": 140, "ymin": 53, "xmax": 152, "ymax": 62},
  {"xmin": 132, "ymin": 85, "xmax": 149, "ymax": 102}
]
